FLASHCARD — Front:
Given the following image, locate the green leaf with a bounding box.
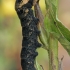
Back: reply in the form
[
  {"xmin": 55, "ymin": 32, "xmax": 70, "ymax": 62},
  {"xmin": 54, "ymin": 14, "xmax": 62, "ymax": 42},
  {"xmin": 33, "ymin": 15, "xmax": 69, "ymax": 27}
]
[
  {"xmin": 44, "ymin": 15, "xmax": 70, "ymax": 55},
  {"xmin": 56, "ymin": 20, "xmax": 70, "ymax": 42},
  {"xmin": 45, "ymin": 0, "xmax": 57, "ymax": 21},
  {"xmin": 38, "ymin": 24, "xmax": 49, "ymax": 50},
  {"xmin": 45, "ymin": 0, "xmax": 70, "ymax": 42},
  {"xmin": 56, "ymin": 35, "xmax": 70, "ymax": 55},
  {"xmin": 51, "ymin": 0, "xmax": 58, "ymax": 7},
  {"xmin": 45, "ymin": 0, "xmax": 70, "ymax": 55},
  {"xmin": 44, "ymin": 14, "xmax": 60, "ymax": 37},
  {"xmin": 45, "ymin": 0, "xmax": 49, "ymax": 10},
  {"xmin": 48, "ymin": 1, "xmax": 70, "ymax": 42}
]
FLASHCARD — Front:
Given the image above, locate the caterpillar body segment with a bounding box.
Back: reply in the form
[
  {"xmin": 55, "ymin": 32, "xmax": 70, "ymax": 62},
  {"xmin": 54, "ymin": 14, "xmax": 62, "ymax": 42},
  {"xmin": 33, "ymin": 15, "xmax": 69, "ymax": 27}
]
[{"xmin": 15, "ymin": 0, "xmax": 41, "ymax": 70}]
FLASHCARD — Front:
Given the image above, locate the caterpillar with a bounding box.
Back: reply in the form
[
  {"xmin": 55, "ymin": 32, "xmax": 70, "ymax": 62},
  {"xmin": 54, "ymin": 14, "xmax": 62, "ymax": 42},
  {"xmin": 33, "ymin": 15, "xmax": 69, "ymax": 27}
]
[{"xmin": 15, "ymin": 0, "xmax": 41, "ymax": 70}]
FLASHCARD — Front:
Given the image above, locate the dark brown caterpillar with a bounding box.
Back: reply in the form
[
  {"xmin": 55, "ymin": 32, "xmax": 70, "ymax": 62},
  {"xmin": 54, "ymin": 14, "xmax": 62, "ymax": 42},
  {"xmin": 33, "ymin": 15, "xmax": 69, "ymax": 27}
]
[{"xmin": 15, "ymin": 0, "xmax": 41, "ymax": 70}]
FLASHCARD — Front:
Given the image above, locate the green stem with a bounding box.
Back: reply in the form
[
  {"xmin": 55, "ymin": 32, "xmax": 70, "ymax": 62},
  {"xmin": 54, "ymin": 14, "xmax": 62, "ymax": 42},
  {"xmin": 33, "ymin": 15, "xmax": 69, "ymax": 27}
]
[{"xmin": 48, "ymin": 34, "xmax": 58, "ymax": 70}]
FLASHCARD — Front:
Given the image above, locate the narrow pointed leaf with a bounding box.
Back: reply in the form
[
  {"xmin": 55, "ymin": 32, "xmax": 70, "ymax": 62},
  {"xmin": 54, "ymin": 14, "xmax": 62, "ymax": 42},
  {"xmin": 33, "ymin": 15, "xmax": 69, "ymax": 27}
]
[
  {"xmin": 56, "ymin": 20, "xmax": 70, "ymax": 42},
  {"xmin": 45, "ymin": 0, "xmax": 70, "ymax": 42},
  {"xmin": 34, "ymin": 2, "xmax": 49, "ymax": 50},
  {"xmin": 44, "ymin": 15, "xmax": 70, "ymax": 55},
  {"xmin": 45, "ymin": 0, "xmax": 70, "ymax": 55},
  {"xmin": 38, "ymin": 23, "xmax": 49, "ymax": 50}
]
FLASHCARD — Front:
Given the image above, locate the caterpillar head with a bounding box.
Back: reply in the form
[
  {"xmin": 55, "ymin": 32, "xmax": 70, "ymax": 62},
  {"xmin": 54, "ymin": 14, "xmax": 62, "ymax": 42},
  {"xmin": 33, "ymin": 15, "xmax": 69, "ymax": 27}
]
[{"xmin": 15, "ymin": 0, "xmax": 29, "ymax": 10}]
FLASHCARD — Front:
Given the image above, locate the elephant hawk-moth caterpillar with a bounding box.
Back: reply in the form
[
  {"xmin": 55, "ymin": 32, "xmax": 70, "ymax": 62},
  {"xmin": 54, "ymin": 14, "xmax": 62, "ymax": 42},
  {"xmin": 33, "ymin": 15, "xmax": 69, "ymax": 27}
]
[{"xmin": 15, "ymin": 0, "xmax": 41, "ymax": 70}]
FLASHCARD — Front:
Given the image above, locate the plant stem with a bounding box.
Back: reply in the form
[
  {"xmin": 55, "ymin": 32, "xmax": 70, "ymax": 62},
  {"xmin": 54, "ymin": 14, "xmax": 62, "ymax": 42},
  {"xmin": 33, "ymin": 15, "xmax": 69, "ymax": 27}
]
[{"xmin": 48, "ymin": 34, "xmax": 58, "ymax": 70}]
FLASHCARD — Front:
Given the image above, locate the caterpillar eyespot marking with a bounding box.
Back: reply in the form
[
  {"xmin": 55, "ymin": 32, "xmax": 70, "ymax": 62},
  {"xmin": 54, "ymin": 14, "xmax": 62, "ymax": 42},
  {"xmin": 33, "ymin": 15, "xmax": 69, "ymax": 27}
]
[{"xmin": 15, "ymin": 0, "xmax": 41, "ymax": 70}]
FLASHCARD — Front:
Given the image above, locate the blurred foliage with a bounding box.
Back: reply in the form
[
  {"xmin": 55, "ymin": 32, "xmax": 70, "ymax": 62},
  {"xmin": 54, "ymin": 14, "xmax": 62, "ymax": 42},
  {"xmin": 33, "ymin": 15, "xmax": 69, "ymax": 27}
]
[
  {"xmin": 0, "ymin": 0, "xmax": 70, "ymax": 70},
  {"xmin": 0, "ymin": 54, "xmax": 17, "ymax": 70},
  {"xmin": 0, "ymin": 0, "xmax": 16, "ymax": 16}
]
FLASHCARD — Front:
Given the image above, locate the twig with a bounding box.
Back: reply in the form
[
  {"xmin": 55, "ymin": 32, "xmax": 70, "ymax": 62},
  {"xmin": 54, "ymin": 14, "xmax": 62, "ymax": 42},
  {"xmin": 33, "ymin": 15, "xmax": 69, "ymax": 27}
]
[
  {"xmin": 34, "ymin": 0, "xmax": 44, "ymax": 26},
  {"xmin": 34, "ymin": 0, "xmax": 49, "ymax": 51},
  {"xmin": 40, "ymin": 65, "xmax": 44, "ymax": 70},
  {"xmin": 59, "ymin": 56, "xmax": 64, "ymax": 70}
]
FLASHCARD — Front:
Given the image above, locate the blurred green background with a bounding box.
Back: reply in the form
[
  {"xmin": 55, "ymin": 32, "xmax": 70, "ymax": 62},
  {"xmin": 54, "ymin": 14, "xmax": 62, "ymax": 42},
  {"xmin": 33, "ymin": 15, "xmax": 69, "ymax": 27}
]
[{"xmin": 0, "ymin": 0, "xmax": 70, "ymax": 70}]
